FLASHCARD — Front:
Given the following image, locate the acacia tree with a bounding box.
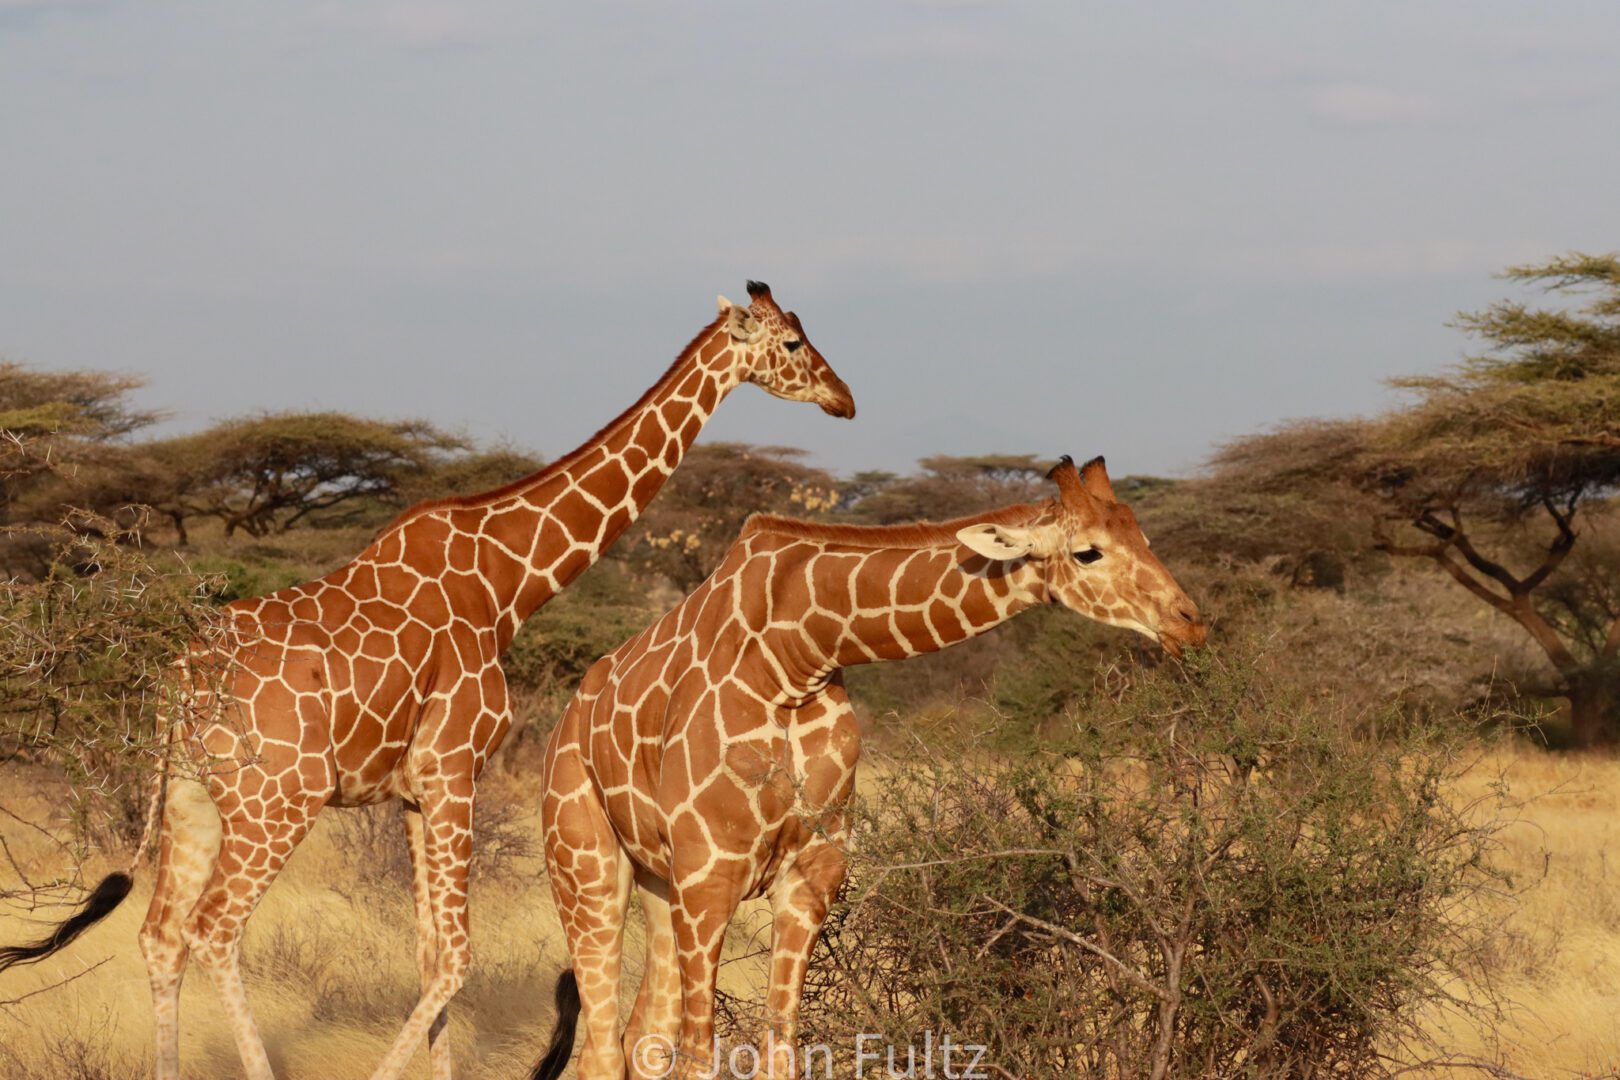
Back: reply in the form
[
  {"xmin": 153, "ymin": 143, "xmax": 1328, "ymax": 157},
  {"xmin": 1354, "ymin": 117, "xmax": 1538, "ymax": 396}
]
[
  {"xmin": 0, "ymin": 364, "xmax": 156, "ymax": 520},
  {"xmin": 150, "ymin": 411, "xmax": 468, "ymax": 539},
  {"xmin": 0, "ymin": 364, "xmax": 164, "ymax": 578},
  {"xmin": 1214, "ymin": 254, "xmax": 1620, "ymax": 745}
]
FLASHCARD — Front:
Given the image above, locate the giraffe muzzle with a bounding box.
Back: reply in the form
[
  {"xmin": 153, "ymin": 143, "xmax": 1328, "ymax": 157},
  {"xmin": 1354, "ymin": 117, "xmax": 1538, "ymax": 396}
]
[
  {"xmin": 1158, "ymin": 611, "xmax": 1207, "ymax": 657},
  {"xmin": 817, "ymin": 377, "xmax": 856, "ymax": 419}
]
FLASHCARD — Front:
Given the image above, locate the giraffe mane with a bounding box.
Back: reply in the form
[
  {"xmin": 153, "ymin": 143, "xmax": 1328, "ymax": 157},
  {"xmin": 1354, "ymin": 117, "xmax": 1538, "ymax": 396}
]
[
  {"xmin": 739, "ymin": 502, "xmax": 1053, "ymax": 550},
  {"xmin": 379, "ymin": 312, "xmax": 731, "ymax": 531}
]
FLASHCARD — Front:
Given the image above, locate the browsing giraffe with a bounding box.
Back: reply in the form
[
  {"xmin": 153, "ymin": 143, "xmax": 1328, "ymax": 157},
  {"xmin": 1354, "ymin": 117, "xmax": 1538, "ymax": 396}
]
[
  {"xmin": 531, "ymin": 455, "xmax": 1206, "ymax": 1080},
  {"xmin": 0, "ymin": 282, "xmax": 854, "ymax": 1080}
]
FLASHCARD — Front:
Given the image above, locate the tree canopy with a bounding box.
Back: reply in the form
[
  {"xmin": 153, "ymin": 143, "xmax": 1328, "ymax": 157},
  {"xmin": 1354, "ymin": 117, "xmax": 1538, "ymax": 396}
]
[
  {"xmin": 148, "ymin": 412, "xmax": 469, "ymax": 539},
  {"xmin": 0, "ymin": 363, "xmax": 156, "ymax": 519},
  {"xmin": 1371, "ymin": 252, "xmax": 1620, "ymax": 508},
  {"xmin": 1200, "ymin": 253, "xmax": 1620, "ymax": 744}
]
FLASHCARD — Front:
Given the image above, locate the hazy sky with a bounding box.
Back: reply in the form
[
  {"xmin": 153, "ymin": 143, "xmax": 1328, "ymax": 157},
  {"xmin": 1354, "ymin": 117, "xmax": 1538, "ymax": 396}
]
[{"xmin": 3, "ymin": 1, "xmax": 1618, "ymax": 479}]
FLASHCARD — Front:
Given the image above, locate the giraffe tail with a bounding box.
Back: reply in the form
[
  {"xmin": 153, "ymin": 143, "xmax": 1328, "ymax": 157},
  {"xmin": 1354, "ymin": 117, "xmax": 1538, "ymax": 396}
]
[
  {"xmin": 0, "ymin": 872, "xmax": 134, "ymax": 973},
  {"xmin": 528, "ymin": 969, "xmax": 580, "ymax": 1080},
  {"xmin": 0, "ymin": 764, "xmax": 164, "ymax": 974}
]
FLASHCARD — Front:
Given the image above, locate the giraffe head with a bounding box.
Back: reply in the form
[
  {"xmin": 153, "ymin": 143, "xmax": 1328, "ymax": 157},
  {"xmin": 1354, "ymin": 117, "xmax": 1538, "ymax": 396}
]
[
  {"xmin": 956, "ymin": 456, "xmax": 1206, "ymax": 657},
  {"xmin": 716, "ymin": 280, "xmax": 856, "ymax": 419}
]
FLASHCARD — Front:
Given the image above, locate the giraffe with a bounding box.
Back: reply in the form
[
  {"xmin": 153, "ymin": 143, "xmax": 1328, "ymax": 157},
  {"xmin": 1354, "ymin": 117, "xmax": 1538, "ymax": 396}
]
[
  {"xmin": 0, "ymin": 281, "xmax": 855, "ymax": 1080},
  {"xmin": 530, "ymin": 455, "xmax": 1206, "ymax": 1080}
]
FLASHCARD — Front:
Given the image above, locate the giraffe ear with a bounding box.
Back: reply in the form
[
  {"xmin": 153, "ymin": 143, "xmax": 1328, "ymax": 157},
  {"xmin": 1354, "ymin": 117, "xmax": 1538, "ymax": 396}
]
[
  {"xmin": 956, "ymin": 523, "xmax": 1061, "ymax": 561},
  {"xmin": 724, "ymin": 302, "xmax": 761, "ymax": 342},
  {"xmin": 718, "ymin": 294, "xmax": 735, "ymax": 315}
]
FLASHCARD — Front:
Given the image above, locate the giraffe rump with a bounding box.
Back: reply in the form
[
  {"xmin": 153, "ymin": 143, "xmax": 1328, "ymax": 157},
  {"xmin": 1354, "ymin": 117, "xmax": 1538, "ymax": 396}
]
[{"xmin": 0, "ymin": 872, "xmax": 134, "ymax": 973}]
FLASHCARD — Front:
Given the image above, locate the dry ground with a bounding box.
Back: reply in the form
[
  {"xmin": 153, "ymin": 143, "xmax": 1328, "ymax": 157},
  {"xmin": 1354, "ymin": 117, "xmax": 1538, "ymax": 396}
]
[{"xmin": 1, "ymin": 744, "xmax": 1618, "ymax": 1079}]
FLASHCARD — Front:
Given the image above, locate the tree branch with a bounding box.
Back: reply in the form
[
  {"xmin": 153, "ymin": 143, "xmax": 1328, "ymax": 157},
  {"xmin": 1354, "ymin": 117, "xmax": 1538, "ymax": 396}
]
[
  {"xmin": 1375, "ymin": 516, "xmax": 1581, "ymax": 674},
  {"xmin": 1416, "ymin": 511, "xmax": 1525, "ymax": 595},
  {"xmin": 1519, "ymin": 493, "xmax": 1579, "ymax": 594},
  {"xmin": 0, "ymin": 956, "xmax": 109, "ymax": 1009},
  {"xmin": 980, "ymin": 896, "xmax": 1172, "ymax": 1003}
]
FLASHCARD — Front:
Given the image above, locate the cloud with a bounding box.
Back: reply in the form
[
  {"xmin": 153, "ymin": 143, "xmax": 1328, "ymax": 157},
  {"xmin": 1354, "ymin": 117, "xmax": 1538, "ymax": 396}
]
[{"xmin": 1307, "ymin": 82, "xmax": 1437, "ymax": 127}]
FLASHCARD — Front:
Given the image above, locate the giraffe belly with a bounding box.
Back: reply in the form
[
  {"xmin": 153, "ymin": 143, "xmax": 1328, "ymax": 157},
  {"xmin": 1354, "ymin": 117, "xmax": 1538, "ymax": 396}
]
[
  {"xmin": 327, "ymin": 746, "xmax": 413, "ymax": 806},
  {"xmin": 323, "ymin": 668, "xmax": 424, "ymax": 806}
]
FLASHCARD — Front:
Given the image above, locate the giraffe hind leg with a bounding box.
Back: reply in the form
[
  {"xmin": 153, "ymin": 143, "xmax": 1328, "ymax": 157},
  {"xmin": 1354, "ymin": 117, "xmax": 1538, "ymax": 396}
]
[
  {"xmin": 182, "ymin": 796, "xmax": 322, "ymax": 1080},
  {"xmin": 137, "ymin": 777, "xmax": 223, "ymax": 1080}
]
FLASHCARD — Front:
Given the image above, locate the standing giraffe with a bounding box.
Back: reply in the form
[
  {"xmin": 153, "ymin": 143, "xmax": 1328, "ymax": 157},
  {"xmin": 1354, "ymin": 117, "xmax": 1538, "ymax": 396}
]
[
  {"xmin": 0, "ymin": 282, "xmax": 854, "ymax": 1080},
  {"xmin": 531, "ymin": 455, "xmax": 1206, "ymax": 1080}
]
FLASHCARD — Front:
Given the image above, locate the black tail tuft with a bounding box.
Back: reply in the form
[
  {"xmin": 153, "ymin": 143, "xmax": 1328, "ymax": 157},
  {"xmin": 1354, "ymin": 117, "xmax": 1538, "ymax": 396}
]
[
  {"xmin": 0, "ymin": 871, "xmax": 134, "ymax": 974},
  {"xmin": 529, "ymin": 970, "xmax": 581, "ymax": 1080}
]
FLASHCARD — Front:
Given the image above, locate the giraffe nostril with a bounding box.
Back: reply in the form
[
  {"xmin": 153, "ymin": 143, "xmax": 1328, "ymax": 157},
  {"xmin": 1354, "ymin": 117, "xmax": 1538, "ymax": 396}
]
[{"xmin": 1177, "ymin": 609, "xmax": 1198, "ymax": 623}]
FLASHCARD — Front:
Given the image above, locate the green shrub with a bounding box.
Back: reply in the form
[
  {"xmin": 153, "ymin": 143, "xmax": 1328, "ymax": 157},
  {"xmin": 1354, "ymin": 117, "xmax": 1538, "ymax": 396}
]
[{"xmin": 792, "ymin": 648, "xmax": 1512, "ymax": 1079}]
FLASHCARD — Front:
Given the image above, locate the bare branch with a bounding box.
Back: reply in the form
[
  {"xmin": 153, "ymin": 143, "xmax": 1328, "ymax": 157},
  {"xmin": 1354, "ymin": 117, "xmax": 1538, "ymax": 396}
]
[
  {"xmin": 1518, "ymin": 494, "xmax": 1579, "ymax": 594},
  {"xmin": 0, "ymin": 956, "xmax": 109, "ymax": 1009},
  {"xmin": 980, "ymin": 896, "xmax": 1173, "ymax": 1003}
]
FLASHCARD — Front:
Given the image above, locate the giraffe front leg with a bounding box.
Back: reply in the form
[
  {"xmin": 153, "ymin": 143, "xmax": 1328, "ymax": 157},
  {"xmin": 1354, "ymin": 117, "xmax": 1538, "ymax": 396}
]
[
  {"xmin": 668, "ymin": 865, "xmax": 750, "ymax": 1080},
  {"xmin": 404, "ymin": 802, "xmax": 453, "ymax": 1080},
  {"xmin": 368, "ymin": 782, "xmax": 475, "ymax": 1080},
  {"xmin": 761, "ymin": 842, "xmax": 847, "ymax": 1080},
  {"xmin": 623, "ymin": 870, "xmax": 681, "ymax": 1080}
]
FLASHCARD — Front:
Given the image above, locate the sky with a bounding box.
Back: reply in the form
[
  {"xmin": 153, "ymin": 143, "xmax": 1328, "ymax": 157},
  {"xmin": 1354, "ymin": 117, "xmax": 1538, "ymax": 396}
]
[{"xmin": 3, "ymin": 1, "xmax": 1618, "ymax": 479}]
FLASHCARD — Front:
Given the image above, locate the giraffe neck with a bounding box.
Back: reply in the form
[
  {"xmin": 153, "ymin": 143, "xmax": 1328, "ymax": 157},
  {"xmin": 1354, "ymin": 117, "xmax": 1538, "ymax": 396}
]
[
  {"xmin": 788, "ymin": 540, "xmax": 1047, "ymax": 683},
  {"xmin": 393, "ymin": 317, "xmax": 742, "ymax": 648}
]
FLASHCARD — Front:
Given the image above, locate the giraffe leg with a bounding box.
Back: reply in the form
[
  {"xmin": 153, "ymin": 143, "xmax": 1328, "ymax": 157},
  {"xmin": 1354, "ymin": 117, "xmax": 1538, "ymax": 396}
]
[
  {"xmin": 137, "ymin": 778, "xmax": 223, "ymax": 1080},
  {"xmin": 543, "ymin": 774, "xmax": 633, "ymax": 1080},
  {"xmin": 622, "ymin": 870, "xmax": 681, "ymax": 1080},
  {"xmin": 367, "ymin": 784, "xmax": 475, "ymax": 1080},
  {"xmin": 667, "ymin": 864, "xmax": 749, "ymax": 1080},
  {"xmin": 760, "ymin": 842, "xmax": 847, "ymax": 1079},
  {"xmin": 181, "ymin": 799, "xmax": 322, "ymax": 1080},
  {"xmin": 404, "ymin": 802, "xmax": 453, "ymax": 1080}
]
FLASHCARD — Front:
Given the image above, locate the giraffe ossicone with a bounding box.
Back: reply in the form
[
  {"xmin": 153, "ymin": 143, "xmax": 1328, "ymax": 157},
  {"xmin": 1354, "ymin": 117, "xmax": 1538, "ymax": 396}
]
[
  {"xmin": 0, "ymin": 282, "xmax": 854, "ymax": 1080},
  {"xmin": 531, "ymin": 454, "xmax": 1206, "ymax": 1080}
]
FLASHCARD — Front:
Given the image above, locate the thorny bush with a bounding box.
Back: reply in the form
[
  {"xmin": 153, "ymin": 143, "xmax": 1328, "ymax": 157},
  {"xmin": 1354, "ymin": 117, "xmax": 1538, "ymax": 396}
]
[{"xmin": 778, "ymin": 648, "xmax": 1514, "ymax": 1079}]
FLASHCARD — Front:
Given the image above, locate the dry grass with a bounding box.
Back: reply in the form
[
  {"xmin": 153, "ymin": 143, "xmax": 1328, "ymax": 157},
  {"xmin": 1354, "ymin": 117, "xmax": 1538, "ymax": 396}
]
[
  {"xmin": 2, "ymin": 744, "xmax": 1619, "ymax": 1079},
  {"xmin": 1417, "ymin": 747, "xmax": 1620, "ymax": 1079},
  {"xmin": 0, "ymin": 771, "xmax": 574, "ymax": 1080}
]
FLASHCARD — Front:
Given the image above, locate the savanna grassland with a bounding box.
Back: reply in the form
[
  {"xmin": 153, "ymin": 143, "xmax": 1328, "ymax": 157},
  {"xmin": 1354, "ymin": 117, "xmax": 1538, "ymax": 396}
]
[
  {"xmin": 4, "ymin": 256, "xmax": 1620, "ymax": 1077},
  {"xmin": 2, "ymin": 736, "xmax": 1620, "ymax": 1078}
]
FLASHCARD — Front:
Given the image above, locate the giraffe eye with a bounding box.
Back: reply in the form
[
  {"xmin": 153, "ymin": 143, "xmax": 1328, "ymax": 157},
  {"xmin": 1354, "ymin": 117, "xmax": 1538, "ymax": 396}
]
[
  {"xmin": 784, "ymin": 339, "xmax": 803, "ymax": 353},
  {"xmin": 1073, "ymin": 548, "xmax": 1103, "ymax": 565}
]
